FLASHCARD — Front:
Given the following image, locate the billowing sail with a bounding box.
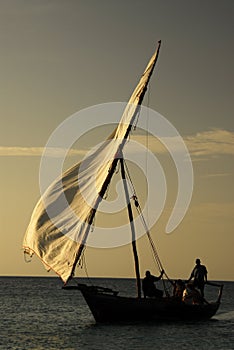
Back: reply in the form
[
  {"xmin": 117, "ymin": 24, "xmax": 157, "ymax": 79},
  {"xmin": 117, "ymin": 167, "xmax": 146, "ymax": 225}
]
[{"xmin": 23, "ymin": 41, "xmax": 161, "ymax": 283}]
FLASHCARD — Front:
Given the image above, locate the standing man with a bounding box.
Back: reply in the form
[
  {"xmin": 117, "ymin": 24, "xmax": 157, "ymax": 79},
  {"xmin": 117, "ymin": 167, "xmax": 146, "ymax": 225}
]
[{"xmin": 188, "ymin": 258, "xmax": 208, "ymax": 297}]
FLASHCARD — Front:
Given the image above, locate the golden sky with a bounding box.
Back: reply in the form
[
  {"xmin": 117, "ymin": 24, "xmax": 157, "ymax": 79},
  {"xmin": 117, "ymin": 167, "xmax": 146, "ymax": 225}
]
[{"xmin": 0, "ymin": 0, "xmax": 233, "ymax": 281}]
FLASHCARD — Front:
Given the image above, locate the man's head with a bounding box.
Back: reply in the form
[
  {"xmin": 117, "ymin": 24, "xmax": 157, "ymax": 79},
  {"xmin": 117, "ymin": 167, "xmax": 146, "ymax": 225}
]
[{"xmin": 196, "ymin": 258, "xmax": 201, "ymax": 265}]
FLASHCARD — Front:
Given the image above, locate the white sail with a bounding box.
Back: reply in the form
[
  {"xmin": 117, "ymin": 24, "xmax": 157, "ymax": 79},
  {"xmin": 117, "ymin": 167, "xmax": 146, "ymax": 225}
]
[{"xmin": 23, "ymin": 42, "xmax": 161, "ymax": 283}]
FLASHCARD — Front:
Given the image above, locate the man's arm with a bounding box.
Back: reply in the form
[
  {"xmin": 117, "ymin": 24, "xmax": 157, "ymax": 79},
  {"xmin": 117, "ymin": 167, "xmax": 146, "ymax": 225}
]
[
  {"xmin": 154, "ymin": 270, "xmax": 164, "ymax": 281},
  {"xmin": 187, "ymin": 267, "xmax": 195, "ymax": 282}
]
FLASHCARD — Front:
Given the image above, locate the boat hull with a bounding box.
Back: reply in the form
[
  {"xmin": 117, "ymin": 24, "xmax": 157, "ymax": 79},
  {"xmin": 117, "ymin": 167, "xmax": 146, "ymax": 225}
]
[{"xmin": 78, "ymin": 285, "xmax": 221, "ymax": 323}]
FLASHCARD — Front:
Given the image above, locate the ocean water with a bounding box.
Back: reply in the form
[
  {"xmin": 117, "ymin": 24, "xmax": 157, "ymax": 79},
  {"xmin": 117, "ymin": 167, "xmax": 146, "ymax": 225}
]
[{"xmin": 0, "ymin": 277, "xmax": 233, "ymax": 350}]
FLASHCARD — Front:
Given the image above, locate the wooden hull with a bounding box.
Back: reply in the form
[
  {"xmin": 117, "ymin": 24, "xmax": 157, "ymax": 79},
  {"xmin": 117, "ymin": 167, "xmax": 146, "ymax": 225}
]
[{"xmin": 76, "ymin": 284, "xmax": 221, "ymax": 323}]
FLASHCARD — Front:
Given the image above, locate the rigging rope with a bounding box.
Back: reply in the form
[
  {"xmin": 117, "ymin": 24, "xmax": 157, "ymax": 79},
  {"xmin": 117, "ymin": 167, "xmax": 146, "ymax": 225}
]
[
  {"xmin": 146, "ymin": 83, "xmax": 150, "ymax": 228},
  {"xmin": 125, "ymin": 87, "xmax": 174, "ymax": 294},
  {"xmin": 78, "ymin": 247, "xmax": 93, "ymax": 285},
  {"xmin": 123, "ymin": 159, "xmax": 174, "ymax": 294}
]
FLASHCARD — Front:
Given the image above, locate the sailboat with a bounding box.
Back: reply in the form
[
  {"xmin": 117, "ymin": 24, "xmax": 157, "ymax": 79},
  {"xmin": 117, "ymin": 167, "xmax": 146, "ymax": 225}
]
[{"xmin": 23, "ymin": 41, "xmax": 223, "ymax": 323}]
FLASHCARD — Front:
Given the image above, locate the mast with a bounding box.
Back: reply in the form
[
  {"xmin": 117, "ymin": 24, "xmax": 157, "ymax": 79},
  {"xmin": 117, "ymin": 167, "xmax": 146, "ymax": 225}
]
[{"xmin": 120, "ymin": 158, "xmax": 141, "ymax": 298}]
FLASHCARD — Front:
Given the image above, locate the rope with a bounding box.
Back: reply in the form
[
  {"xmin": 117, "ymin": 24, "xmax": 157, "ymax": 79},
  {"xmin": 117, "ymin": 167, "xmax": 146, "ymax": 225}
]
[
  {"xmin": 123, "ymin": 159, "xmax": 174, "ymax": 295},
  {"xmin": 78, "ymin": 247, "xmax": 92, "ymax": 285},
  {"xmin": 145, "ymin": 84, "xmax": 150, "ymax": 229},
  {"xmin": 122, "ymin": 83, "xmax": 174, "ymax": 294}
]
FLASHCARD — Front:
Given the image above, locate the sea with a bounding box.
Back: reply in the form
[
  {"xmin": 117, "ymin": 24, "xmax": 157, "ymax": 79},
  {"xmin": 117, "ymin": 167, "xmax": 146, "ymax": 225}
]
[{"xmin": 0, "ymin": 277, "xmax": 233, "ymax": 350}]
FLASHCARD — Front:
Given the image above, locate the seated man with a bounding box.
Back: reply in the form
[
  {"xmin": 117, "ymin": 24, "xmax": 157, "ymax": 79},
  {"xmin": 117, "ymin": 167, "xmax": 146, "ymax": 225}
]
[
  {"xmin": 173, "ymin": 279, "xmax": 185, "ymax": 300},
  {"xmin": 182, "ymin": 282, "xmax": 203, "ymax": 305},
  {"xmin": 142, "ymin": 270, "xmax": 164, "ymax": 298}
]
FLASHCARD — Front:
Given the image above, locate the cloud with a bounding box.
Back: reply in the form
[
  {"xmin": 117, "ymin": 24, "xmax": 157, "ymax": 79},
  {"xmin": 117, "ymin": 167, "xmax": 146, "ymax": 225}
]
[
  {"xmin": 201, "ymin": 173, "xmax": 232, "ymax": 178},
  {"xmin": 131, "ymin": 129, "xmax": 234, "ymax": 158},
  {"xmin": 190, "ymin": 202, "xmax": 234, "ymax": 219},
  {"xmin": 1, "ymin": 129, "xmax": 233, "ymax": 159},
  {"xmin": 0, "ymin": 147, "xmax": 87, "ymax": 157},
  {"xmin": 184, "ymin": 129, "xmax": 234, "ymax": 156}
]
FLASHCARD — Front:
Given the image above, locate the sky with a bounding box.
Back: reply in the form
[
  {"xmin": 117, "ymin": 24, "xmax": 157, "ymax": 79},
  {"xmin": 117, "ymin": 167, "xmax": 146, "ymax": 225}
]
[{"xmin": 0, "ymin": 0, "xmax": 234, "ymax": 282}]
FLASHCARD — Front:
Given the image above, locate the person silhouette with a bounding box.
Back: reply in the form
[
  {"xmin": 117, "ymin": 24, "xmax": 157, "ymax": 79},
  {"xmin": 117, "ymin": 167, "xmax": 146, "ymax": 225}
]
[
  {"xmin": 188, "ymin": 258, "xmax": 207, "ymax": 297},
  {"xmin": 142, "ymin": 270, "xmax": 164, "ymax": 298}
]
